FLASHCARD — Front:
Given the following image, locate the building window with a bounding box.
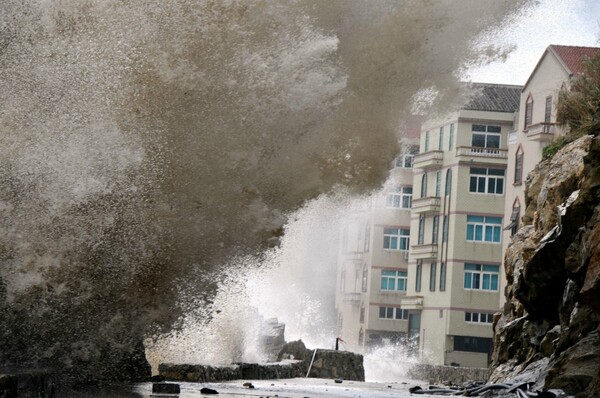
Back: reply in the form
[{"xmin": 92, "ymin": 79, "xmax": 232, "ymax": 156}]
[
  {"xmin": 395, "ymin": 308, "xmax": 409, "ymax": 320},
  {"xmin": 360, "ymin": 304, "xmax": 365, "ymax": 323},
  {"xmin": 514, "ymin": 146, "xmax": 524, "ymax": 184},
  {"xmin": 439, "ymin": 126, "xmax": 444, "ymax": 150},
  {"xmin": 525, "ymin": 95, "xmax": 533, "ymax": 128},
  {"xmin": 472, "ymin": 124, "xmax": 501, "ymax": 148},
  {"xmin": 545, "ymin": 96, "xmax": 552, "ymax": 123},
  {"xmin": 383, "ymin": 228, "xmax": 410, "ymax": 251},
  {"xmin": 424, "ymin": 131, "xmax": 430, "ymax": 152},
  {"xmin": 421, "ymin": 174, "xmax": 427, "ymax": 198},
  {"xmin": 435, "ymin": 171, "xmax": 441, "ymax": 197},
  {"xmin": 379, "ymin": 306, "xmax": 408, "ymax": 320},
  {"xmin": 505, "ymin": 203, "xmax": 520, "ymax": 237},
  {"xmin": 381, "ymin": 270, "xmax": 408, "ymax": 291},
  {"xmin": 442, "ymin": 216, "xmax": 448, "ymax": 243},
  {"xmin": 415, "ymin": 261, "xmax": 422, "ymax": 292},
  {"xmin": 429, "ymin": 262, "xmax": 437, "ymax": 292},
  {"xmin": 417, "ymin": 215, "xmax": 425, "ymax": 245},
  {"xmin": 454, "ymin": 336, "xmax": 494, "ymax": 354},
  {"xmin": 445, "ymin": 169, "xmax": 452, "ymax": 196},
  {"xmin": 465, "ymin": 312, "xmax": 494, "ymax": 324},
  {"xmin": 449, "ymin": 123, "xmax": 455, "ymax": 150},
  {"xmin": 432, "ymin": 216, "xmax": 439, "ymax": 244},
  {"xmin": 364, "ymin": 223, "xmax": 371, "ymax": 252},
  {"xmin": 466, "ymin": 215, "xmax": 502, "ymax": 243},
  {"xmin": 358, "ymin": 327, "xmax": 364, "ymax": 345},
  {"xmin": 440, "ymin": 262, "xmax": 446, "ymax": 291},
  {"xmin": 469, "ymin": 167, "xmax": 505, "ymax": 195},
  {"xmin": 395, "ymin": 154, "xmax": 414, "ymax": 168},
  {"xmin": 386, "ymin": 187, "xmax": 412, "ymax": 209},
  {"xmin": 464, "ymin": 263, "xmax": 500, "ymax": 291},
  {"xmin": 362, "ymin": 265, "xmax": 368, "ymax": 292}
]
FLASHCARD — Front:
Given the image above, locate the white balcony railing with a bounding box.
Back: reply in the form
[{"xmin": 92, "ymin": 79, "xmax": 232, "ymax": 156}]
[
  {"xmin": 413, "ymin": 150, "xmax": 444, "ymax": 169},
  {"xmin": 343, "ymin": 292, "xmax": 361, "ymax": 304},
  {"xmin": 411, "ymin": 196, "xmax": 441, "ymax": 214},
  {"xmin": 456, "ymin": 146, "xmax": 508, "ymax": 159},
  {"xmin": 410, "ymin": 243, "xmax": 438, "ymax": 260},
  {"xmin": 526, "ymin": 122, "xmax": 557, "ymax": 141},
  {"xmin": 400, "ymin": 296, "xmax": 424, "ymax": 309}
]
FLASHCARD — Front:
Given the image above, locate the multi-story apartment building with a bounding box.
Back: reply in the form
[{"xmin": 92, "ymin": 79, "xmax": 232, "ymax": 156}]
[
  {"xmin": 335, "ymin": 134, "xmax": 419, "ymax": 351},
  {"xmin": 405, "ymin": 83, "xmax": 521, "ymax": 368},
  {"xmin": 502, "ymin": 45, "xmax": 600, "ymax": 296}
]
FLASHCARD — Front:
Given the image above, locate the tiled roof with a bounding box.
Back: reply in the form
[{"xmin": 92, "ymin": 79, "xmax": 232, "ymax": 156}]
[
  {"xmin": 462, "ymin": 83, "xmax": 522, "ymax": 113},
  {"xmin": 549, "ymin": 45, "xmax": 600, "ymax": 76}
]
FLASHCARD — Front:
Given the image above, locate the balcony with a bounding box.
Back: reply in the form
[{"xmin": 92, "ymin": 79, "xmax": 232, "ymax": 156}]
[
  {"xmin": 413, "ymin": 151, "xmax": 444, "ymax": 170},
  {"xmin": 526, "ymin": 122, "xmax": 557, "ymax": 142},
  {"xmin": 410, "ymin": 243, "xmax": 438, "ymax": 260},
  {"xmin": 455, "ymin": 146, "xmax": 507, "ymax": 166},
  {"xmin": 400, "ymin": 296, "xmax": 424, "ymax": 310},
  {"xmin": 411, "ymin": 196, "xmax": 441, "ymax": 214},
  {"xmin": 342, "ymin": 292, "xmax": 361, "ymax": 305},
  {"xmin": 342, "ymin": 251, "xmax": 364, "ymax": 262}
]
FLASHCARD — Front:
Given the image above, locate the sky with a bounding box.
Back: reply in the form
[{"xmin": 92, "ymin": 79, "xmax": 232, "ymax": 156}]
[{"xmin": 468, "ymin": 0, "xmax": 600, "ymax": 85}]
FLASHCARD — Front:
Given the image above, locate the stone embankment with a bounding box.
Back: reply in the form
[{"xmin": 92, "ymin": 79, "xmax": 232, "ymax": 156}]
[
  {"xmin": 159, "ymin": 340, "xmax": 365, "ymax": 382},
  {"xmin": 491, "ymin": 135, "xmax": 600, "ymax": 397}
]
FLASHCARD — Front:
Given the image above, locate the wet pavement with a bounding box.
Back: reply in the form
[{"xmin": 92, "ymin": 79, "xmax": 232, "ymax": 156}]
[{"xmin": 130, "ymin": 377, "xmax": 433, "ymax": 398}]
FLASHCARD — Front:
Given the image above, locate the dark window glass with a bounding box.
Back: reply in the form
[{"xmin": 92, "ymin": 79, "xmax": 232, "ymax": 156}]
[{"xmin": 454, "ymin": 336, "xmax": 494, "ymax": 353}]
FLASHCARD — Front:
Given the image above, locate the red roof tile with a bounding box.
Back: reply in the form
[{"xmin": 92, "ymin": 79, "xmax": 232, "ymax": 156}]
[{"xmin": 549, "ymin": 45, "xmax": 600, "ymax": 76}]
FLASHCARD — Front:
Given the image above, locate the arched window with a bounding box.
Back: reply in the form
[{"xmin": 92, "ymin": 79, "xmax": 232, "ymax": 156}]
[
  {"xmin": 524, "ymin": 94, "xmax": 533, "ymax": 129},
  {"xmin": 421, "ymin": 173, "xmax": 427, "ymax": 198},
  {"xmin": 359, "ymin": 303, "xmax": 365, "ymax": 323},
  {"xmin": 445, "ymin": 169, "xmax": 452, "ymax": 196},
  {"xmin": 440, "ymin": 262, "xmax": 447, "ymax": 291},
  {"xmin": 415, "ymin": 260, "xmax": 422, "ymax": 292},
  {"xmin": 514, "ymin": 145, "xmax": 524, "ymax": 185},
  {"xmin": 361, "ymin": 264, "xmax": 368, "ymax": 293},
  {"xmin": 358, "ymin": 327, "xmax": 364, "ymax": 345},
  {"xmin": 506, "ymin": 198, "xmax": 521, "ymax": 236}
]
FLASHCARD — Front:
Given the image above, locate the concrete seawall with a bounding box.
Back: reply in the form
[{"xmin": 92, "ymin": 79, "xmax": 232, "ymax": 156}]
[{"xmin": 407, "ymin": 363, "xmax": 489, "ymax": 385}]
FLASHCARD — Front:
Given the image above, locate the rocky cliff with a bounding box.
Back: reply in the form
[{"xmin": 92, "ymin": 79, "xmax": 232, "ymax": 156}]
[{"xmin": 491, "ymin": 135, "xmax": 600, "ymax": 397}]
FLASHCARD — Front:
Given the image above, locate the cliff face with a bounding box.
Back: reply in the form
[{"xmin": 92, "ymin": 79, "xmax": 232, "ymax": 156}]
[{"xmin": 491, "ymin": 135, "xmax": 600, "ymax": 397}]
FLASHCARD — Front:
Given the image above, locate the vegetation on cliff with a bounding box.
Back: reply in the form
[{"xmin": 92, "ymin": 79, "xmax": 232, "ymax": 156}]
[{"xmin": 543, "ymin": 55, "xmax": 600, "ymax": 160}]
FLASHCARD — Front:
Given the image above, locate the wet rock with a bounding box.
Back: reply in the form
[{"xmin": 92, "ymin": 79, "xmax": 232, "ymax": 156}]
[
  {"xmin": 580, "ymin": 220, "xmax": 600, "ymax": 313},
  {"xmin": 153, "ymin": 382, "xmax": 181, "ymax": 394},
  {"xmin": 492, "ymin": 135, "xmax": 600, "ymax": 395},
  {"xmin": 201, "ymin": 387, "xmax": 219, "ymax": 394},
  {"xmin": 545, "ymin": 332, "xmax": 600, "ymax": 395},
  {"xmin": 277, "ymin": 339, "xmax": 311, "ymax": 361},
  {"xmin": 540, "ymin": 325, "xmax": 561, "ymax": 357}
]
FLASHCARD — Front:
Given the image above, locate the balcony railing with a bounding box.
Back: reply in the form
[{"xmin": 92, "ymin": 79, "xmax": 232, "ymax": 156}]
[
  {"xmin": 342, "ymin": 292, "xmax": 361, "ymax": 304},
  {"xmin": 400, "ymin": 296, "xmax": 424, "ymax": 310},
  {"xmin": 526, "ymin": 122, "xmax": 557, "ymax": 142},
  {"xmin": 456, "ymin": 146, "xmax": 508, "ymax": 159},
  {"xmin": 410, "ymin": 243, "xmax": 438, "ymax": 260},
  {"xmin": 411, "ymin": 196, "xmax": 441, "ymax": 214},
  {"xmin": 413, "ymin": 150, "xmax": 444, "ymax": 169}
]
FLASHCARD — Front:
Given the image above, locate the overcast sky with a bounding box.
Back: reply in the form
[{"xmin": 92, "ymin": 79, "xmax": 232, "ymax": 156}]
[{"xmin": 467, "ymin": 0, "xmax": 600, "ymax": 85}]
